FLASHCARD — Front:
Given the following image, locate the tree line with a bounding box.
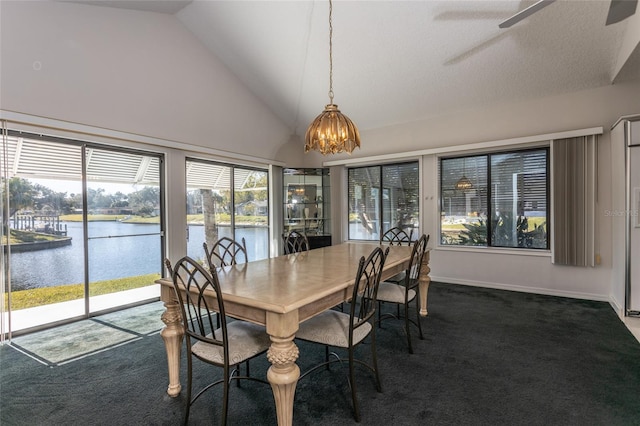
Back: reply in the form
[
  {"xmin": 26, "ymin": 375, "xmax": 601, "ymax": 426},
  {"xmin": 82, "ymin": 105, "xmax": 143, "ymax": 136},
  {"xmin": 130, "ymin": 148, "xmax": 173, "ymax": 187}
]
[{"xmin": 5, "ymin": 177, "xmax": 160, "ymax": 218}]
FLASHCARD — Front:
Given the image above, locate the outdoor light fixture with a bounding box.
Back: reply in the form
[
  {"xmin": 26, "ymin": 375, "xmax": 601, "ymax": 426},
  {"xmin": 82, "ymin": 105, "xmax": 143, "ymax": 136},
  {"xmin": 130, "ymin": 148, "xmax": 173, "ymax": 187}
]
[{"xmin": 304, "ymin": 0, "xmax": 360, "ymax": 155}]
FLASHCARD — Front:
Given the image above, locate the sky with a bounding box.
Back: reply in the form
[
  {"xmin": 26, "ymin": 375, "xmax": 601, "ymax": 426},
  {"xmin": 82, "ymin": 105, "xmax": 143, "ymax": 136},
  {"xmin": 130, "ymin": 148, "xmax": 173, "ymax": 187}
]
[{"xmin": 29, "ymin": 178, "xmax": 145, "ymax": 196}]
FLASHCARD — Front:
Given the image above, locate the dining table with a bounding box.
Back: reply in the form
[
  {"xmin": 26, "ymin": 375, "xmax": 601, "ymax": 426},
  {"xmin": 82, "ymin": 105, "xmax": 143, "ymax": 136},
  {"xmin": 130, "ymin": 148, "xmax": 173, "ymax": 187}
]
[{"xmin": 158, "ymin": 241, "xmax": 431, "ymax": 426}]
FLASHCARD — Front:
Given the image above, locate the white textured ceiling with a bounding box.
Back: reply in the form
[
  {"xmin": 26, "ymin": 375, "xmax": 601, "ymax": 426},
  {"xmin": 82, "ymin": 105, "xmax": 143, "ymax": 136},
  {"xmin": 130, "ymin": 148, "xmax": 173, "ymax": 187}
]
[{"xmin": 64, "ymin": 1, "xmax": 640, "ymax": 137}]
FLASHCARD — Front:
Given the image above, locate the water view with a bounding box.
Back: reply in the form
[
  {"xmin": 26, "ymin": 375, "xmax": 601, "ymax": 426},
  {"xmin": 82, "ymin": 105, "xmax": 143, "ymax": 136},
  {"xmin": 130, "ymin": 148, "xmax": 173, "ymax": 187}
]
[{"xmin": 10, "ymin": 221, "xmax": 268, "ymax": 291}]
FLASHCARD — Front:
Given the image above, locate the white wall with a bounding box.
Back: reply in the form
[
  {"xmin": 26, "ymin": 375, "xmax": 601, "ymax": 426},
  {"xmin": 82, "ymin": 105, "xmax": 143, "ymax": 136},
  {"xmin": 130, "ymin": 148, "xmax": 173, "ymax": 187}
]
[
  {"xmin": 0, "ymin": 0, "xmax": 297, "ymax": 163},
  {"xmin": 333, "ymin": 80, "xmax": 640, "ymax": 303}
]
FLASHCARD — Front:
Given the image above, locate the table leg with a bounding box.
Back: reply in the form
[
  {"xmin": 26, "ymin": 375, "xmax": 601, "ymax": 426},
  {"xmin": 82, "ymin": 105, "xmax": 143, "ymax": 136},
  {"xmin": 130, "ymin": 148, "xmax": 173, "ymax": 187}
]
[
  {"xmin": 265, "ymin": 312, "xmax": 300, "ymax": 426},
  {"xmin": 419, "ymin": 250, "xmax": 431, "ymax": 317},
  {"xmin": 161, "ymin": 301, "xmax": 184, "ymax": 397}
]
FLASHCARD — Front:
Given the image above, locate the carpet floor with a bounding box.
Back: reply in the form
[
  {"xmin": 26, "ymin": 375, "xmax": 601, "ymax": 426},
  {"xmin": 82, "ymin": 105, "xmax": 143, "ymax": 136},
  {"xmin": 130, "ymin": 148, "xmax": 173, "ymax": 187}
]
[
  {"xmin": 10, "ymin": 301, "xmax": 165, "ymax": 366},
  {"xmin": 1, "ymin": 282, "xmax": 640, "ymax": 425}
]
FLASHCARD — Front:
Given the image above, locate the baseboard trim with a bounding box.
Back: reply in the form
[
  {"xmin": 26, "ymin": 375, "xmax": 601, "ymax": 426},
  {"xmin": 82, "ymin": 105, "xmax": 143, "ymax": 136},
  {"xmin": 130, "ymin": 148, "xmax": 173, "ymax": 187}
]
[
  {"xmin": 430, "ymin": 276, "xmax": 610, "ymax": 302},
  {"xmin": 609, "ymin": 295, "xmax": 625, "ymax": 318}
]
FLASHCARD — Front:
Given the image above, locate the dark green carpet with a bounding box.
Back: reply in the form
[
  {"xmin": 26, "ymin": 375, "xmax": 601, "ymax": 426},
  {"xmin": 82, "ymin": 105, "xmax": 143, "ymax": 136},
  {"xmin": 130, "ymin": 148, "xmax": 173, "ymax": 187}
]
[{"xmin": 2, "ymin": 283, "xmax": 640, "ymax": 425}]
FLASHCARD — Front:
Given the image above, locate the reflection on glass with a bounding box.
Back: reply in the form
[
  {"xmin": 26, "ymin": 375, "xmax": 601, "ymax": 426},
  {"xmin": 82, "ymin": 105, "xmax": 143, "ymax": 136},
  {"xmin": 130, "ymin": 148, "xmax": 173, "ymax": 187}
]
[
  {"xmin": 186, "ymin": 160, "xmax": 269, "ymax": 263},
  {"xmin": 348, "ymin": 162, "xmax": 419, "ymax": 241},
  {"xmin": 440, "ymin": 150, "xmax": 547, "ymax": 249}
]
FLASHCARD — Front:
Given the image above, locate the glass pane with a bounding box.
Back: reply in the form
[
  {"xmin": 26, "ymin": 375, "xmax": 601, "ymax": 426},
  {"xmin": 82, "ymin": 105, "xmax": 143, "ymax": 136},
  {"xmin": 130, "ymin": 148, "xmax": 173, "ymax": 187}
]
[
  {"xmin": 440, "ymin": 156, "xmax": 488, "ymax": 246},
  {"xmin": 186, "ymin": 161, "xmax": 269, "ymax": 263},
  {"xmin": 348, "ymin": 166, "xmax": 381, "ymax": 240},
  {"xmin": 381, "ymin": 163, "xmax": 420, "ymax": 240},
  {"xmin": 234, "ymin": 168, "xmax": 269, "ymax": 261},
  {"xmin": 321, "ymin": 169, "xmax": 331, "ymax": 235},
  {"xmin": 86, "ymin": 147, "xmax": 162, "ymax": 312},
  {"xmin": 283, "ymin": 168, "xmax": 331, "ymax": 251},
  {"xmin": 3, "ymin": 135, "xmax": 85, "ymax": 331},
  {"xmin": 186, "ymin": 161, "xmax": 231, "ymax": 263},
  {"xmin": 283, "ymin": 168, "xmax": 306, "ymax": 234},
  {"xmin": 490, "ymin": 150, "xmax": 548, "ymax": 248}
]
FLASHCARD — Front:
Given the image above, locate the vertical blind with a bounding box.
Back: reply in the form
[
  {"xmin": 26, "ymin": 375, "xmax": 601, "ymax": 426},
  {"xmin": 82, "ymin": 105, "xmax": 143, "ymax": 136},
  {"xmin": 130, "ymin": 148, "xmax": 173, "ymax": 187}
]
[{"xmin": 552, "ymin": 135, "xmax": 597, "ymax": 266}]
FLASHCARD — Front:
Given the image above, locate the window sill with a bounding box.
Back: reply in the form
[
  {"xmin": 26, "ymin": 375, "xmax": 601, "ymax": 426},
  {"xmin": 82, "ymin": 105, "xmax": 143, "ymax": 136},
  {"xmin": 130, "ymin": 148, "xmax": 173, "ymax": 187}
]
[{"xmin": 435, "ymin": 245, "xmax": 552, "ymax": 257}]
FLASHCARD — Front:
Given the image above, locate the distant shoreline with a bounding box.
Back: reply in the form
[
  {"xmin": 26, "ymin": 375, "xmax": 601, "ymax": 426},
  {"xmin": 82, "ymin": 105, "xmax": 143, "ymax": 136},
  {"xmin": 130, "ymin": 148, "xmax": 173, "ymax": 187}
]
[{"xmin": 5, "ymin": 236, "xmax": 73, "ymax": 252}]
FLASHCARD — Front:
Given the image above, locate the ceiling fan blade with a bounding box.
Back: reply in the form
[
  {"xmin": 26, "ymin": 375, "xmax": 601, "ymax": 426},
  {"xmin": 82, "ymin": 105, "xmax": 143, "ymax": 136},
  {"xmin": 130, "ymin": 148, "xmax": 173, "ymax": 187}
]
[
  {"xmin": 498, "ymin": 0, "xmax": 557, "ymax": 29},
  {"xmin": 606, "ymin": 0, "xmax": 638, "ymax": 25}
]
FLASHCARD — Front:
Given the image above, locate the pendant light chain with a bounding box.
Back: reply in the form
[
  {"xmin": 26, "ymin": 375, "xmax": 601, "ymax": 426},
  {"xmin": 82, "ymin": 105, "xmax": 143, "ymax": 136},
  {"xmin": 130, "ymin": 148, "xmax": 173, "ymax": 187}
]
[
  {"xmin": 328, "ymin": 0, "xmax": 334, "ymax": 104},
  {"xmin": 304, "ymin": 0, "xmax": 360, "ymax": 155}
]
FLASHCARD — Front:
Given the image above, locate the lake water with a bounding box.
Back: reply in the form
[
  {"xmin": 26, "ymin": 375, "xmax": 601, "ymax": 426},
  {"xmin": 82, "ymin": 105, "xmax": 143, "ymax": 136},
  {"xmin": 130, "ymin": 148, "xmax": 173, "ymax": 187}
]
[{"xmin": 9, "ymin": 221, "xmax": 269, "ymax": 291}]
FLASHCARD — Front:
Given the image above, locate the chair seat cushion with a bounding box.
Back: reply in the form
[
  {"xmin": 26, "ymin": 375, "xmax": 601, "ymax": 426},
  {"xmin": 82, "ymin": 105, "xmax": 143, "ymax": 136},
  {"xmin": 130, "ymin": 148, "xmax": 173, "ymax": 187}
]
[
  {"xmin": 377, "ymin": 282, "xmax": 416, "ymax": 304},
  {"xmin": 192, "ymin": 321, "xmax": 271, "ymax": 365},
  {"xmin": 296, "ymin": 310, "xmax": 372, "ymax": 348}
]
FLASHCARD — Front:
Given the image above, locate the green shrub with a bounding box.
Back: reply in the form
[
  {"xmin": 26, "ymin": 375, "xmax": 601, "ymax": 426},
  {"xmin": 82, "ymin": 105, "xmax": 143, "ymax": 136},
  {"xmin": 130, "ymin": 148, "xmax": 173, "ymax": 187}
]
[{"xmin": 456, "ymin": 214, "xmax": 547, "ymax": 248}]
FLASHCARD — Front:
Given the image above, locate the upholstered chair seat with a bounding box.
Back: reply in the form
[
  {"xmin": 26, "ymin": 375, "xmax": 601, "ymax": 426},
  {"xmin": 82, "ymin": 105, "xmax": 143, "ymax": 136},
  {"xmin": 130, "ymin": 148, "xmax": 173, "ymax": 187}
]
[
  {"xmin": 377, "ymin": 282, "xmax": 416, "ymax": 305},
  {"xmin": 192, "ymin": 321, "xmax": 271, "ymax": 366},
  {"xmin": 296, "ymin": 310, "xmax": 372, "ymax": 348}
]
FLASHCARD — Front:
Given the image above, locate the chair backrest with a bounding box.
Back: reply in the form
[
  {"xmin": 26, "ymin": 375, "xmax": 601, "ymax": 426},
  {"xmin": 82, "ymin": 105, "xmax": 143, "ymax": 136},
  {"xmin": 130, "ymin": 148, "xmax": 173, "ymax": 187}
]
[
  {"xmin": 307, "ymin": 218, "xmax": 324, "ymax": 235},
  {"xmin": 349, "ymin": 246, "xmax": 389, "ymax": 343},
  {"xmin": 380, "ymin": 226, "xmax": 413, "ymax": 246},
  {"xmin": 282, "ymin": 230, "xmax": 310, "ymax": 254},
  {"xmin": 203, "ymin": 236, "xmax": 248, "ymax": 269},
  {"xmin": 170, "ymin": 256, "xmax": 228, "ymax": 361},
  {"xmin": 405, "ymin": 234, "xmax": 428, "ymax": 291}
]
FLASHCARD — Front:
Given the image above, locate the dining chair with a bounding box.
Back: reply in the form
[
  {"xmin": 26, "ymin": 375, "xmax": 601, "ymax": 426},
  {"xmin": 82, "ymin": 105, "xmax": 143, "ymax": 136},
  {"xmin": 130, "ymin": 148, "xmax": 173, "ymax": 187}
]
[
  {"xmin": 166, "ymin": 256, "xmax": 270, "ymax": 426},
  {"xmin": 282, "ymin": 229, "xmax": 310, "ymax": 254},
  {"xmin": 379, "ymin": 226, "xmax": 414, "ymax": 246},
  {"xmin": 376, "ymin": 233, "xmax": 428, "ymax": 354},
  {"xmin": 379, "ymin": 226, "xmax": 414, "ymax": 285},
  {"xmin": 203, "ymin": 236, "xmax": 248, "ymax": 270},
  {"xmin": 295, "ymin": 246, "xmax": 389, "ymax": 423},
  {"xmin": 307, "ymin": 218, "xmax": 324, "ymax": 235}
]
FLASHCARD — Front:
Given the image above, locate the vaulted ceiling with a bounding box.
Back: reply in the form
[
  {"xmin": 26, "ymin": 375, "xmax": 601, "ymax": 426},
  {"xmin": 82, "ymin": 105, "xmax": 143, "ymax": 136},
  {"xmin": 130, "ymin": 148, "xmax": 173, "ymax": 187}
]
[{"xmin": 57, "ymin": 1, "xmax": 640, "ymax": 138}]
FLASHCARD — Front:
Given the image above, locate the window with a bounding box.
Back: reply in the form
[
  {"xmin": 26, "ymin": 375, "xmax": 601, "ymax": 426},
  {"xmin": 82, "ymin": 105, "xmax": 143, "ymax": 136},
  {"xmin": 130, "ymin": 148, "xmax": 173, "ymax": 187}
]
[
  {"xmin": 185, "ymin": 160, "xmax": 269, "ymax": 263},
  {"xmin": 440, "ymin": 149, "xmax": 549, "ymax": 249},
  {"xmin": 348, "ymin": 162, "xmax": 419, "ymax": 241}
]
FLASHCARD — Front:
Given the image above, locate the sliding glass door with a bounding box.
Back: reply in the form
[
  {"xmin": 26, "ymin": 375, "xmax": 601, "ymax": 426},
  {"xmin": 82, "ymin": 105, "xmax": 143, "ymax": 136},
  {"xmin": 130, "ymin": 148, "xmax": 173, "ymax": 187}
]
[
  {"xmin": 186, "ymin": 159, "xmax": 269, "ymax": 263},
  {"xmin": 234, "ymin": 168, "xmax": 269, "ymax": 260},
  {"xmin": 3, "ymin": 137, "xmax": 86, "ymax": 330},
  {"xmin": 86, "ymin": 147, "xmax": 163, "ymax": 313},
  {"xmin": 1, "ymin": 130, "xmax": 164, "ymax": 336}
]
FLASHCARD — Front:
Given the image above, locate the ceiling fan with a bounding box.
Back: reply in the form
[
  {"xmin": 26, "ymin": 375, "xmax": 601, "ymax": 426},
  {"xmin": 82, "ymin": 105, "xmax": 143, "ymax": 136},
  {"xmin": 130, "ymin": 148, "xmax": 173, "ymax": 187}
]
[{"xmin": 499, "ymin": 0, "xmax": 638, "ymax": 28}]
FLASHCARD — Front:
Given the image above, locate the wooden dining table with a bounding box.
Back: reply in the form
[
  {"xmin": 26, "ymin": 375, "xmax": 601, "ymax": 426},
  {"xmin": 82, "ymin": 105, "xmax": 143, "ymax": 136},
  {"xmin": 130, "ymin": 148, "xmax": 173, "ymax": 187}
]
[{"xmin": 158, "ymin": 242, "xmax": 431, "ymax": 426}]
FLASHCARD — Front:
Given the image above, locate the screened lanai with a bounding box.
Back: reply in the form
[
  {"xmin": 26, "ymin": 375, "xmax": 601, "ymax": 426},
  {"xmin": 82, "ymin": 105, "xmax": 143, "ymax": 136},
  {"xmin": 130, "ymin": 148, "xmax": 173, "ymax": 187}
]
[{"xmin": 3, "ymin": 132, "xmax": 257, "ymax": 190}]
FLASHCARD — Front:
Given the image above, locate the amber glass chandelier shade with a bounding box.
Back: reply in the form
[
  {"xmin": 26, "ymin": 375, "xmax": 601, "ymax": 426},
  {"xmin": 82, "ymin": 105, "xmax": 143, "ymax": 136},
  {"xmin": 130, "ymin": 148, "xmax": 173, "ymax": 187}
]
[
  {"xmin": 304, "ymin": 104, "xmax": 361, "ymax": 155},
  {"xmin": 455, "ymin": 176, "xmax": 473, "ymax": 191}
]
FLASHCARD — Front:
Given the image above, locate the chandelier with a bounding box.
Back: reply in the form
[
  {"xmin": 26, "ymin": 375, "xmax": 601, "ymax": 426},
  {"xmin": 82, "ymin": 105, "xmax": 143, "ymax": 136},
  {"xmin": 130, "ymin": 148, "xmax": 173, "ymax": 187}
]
[
  {"xmin": 304, "ymin": 0, "xmax": 360, "ymax": 155},
  {"xmin": 455, "ymin": 157, "xmax": 474, "ymax": 191},
  {"xmin": 455, "ymin": 176, "xmax": 474, "ymax": 191}
]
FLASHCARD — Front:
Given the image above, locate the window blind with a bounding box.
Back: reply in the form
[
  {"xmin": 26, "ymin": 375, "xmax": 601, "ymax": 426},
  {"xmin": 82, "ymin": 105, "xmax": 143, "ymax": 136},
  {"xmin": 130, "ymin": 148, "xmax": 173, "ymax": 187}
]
[{"xmin": 552, "ymin": 135, "xmax": 597, "ymax": 266}]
